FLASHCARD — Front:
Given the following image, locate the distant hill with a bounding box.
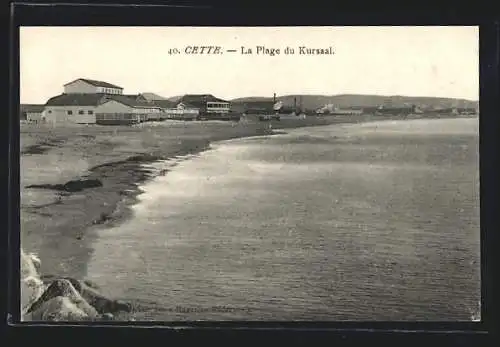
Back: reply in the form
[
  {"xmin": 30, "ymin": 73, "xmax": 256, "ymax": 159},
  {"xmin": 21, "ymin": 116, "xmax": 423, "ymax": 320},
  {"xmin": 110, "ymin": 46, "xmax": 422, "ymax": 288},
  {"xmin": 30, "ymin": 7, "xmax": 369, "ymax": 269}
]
[
  {"xmin": 140, "ymin": 92, "xmax": 167, "ymax": 101},
  {"xmin": 231, "ymin": 94, "xmax": 479, "ymax": 111}
]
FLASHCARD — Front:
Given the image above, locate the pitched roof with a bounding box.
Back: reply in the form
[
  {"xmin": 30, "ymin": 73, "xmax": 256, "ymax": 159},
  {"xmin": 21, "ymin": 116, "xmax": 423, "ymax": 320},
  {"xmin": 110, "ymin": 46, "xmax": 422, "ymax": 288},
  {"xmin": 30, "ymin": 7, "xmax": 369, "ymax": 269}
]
[
  {"xmin": 63, "ymin": 78, "xmax": 123, "ymax": 89},
  {"xmin": 179, "ymin": 94, "xmax": 230, "ymax": 108},
  {"xmin": 45, "ymin": 93, "xmax": 105, "ymax": 106},
  {"xmin": 103, "ymin": 94, "xmax": 162, "ymax": 108},
  {"xmin": 21, "ymin": 104, "xmax": 45, "ymax": 113}
]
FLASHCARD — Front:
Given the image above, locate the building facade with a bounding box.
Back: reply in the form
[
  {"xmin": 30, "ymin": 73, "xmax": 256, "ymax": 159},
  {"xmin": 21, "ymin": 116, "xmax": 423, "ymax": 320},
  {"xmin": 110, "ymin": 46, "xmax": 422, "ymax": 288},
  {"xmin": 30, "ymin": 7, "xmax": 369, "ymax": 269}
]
[
  {"xmin": 163, "ymin": 102, "xmax": 200, "ymax": 120},
  {"xmin": 178, "ymin": 94, "xmax": 235, "ymax": 120},
  {"xmin": 95, "ymin": 95, "xmax": 163, "ymax": 124},
  {"xmin": 63, "ymin": 78, "xmax": 123, "ymax": 95},
  {"xmin": 44, "ymin": 94, "xmax": 104, "ymax": 124},
  {"xmin": 240, "ymin": 101, "xmax": 276, "ymax": 115},
  {"xmin": 44, "ymin": 93, "xmax": 163, "ymax": 125}
]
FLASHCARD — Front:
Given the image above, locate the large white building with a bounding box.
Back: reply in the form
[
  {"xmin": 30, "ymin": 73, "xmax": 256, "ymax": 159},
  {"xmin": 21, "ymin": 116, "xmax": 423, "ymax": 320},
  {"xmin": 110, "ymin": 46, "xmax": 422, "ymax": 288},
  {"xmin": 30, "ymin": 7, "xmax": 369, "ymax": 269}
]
[{"xmin": 43, "ymin": 78, "xmax": 163, "ymax": 124}]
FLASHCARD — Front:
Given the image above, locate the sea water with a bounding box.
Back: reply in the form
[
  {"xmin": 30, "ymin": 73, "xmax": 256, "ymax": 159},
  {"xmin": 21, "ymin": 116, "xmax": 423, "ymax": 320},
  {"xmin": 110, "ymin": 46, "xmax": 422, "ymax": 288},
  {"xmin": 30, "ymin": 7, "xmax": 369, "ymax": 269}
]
[{"xmin": 86, "ymin": 118, "xmax": 480, "ymax": 321}]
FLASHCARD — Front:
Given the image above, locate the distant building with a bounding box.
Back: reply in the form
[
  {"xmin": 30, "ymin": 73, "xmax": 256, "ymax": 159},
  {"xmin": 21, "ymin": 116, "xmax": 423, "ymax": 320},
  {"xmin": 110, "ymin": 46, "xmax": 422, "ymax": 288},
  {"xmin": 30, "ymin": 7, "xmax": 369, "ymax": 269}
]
[
  {"xmin": 315, "ymin": 103, "xmax": 362, "ymax": 116},
  {"xmin": 63, "ymin": 78, "xmax": 123, "ymax": 95},
  {"xmin": 241, "ymin": 101, "xmax": 275, "ymax": 115},
  {"xmin": 331, "ymin": 108, "xmax": 363, "ymax": 115},
  {"xmin": 163, "ymin": 102, "xmax": 200, "ymax": 120},
  {"xmin": 427, "ymin": 107, "xmax": 459, "ymax": 115},
  {"xmin": 315, "ymin": 103, "xmax": 335, "ymax": 114},
  {"xmin": 272, "ymin": 100, "xmax": 306, "ymax": 120},
  {"xmin": 273, "ymin": 100, "xmax": 300, "ymax": 115},
  {"xmin": 20, "ymin": 104, "xmax": 45, "ymax": 123},
  {"xmin": 42, "ymin": 78, "xmax": 167, "ymax": 124},
  {"xmin": 178, "ymin": 94, "xmax": 235, "ymax": 120},
  {"xmin": 456, "ymin": 107, "xmax": 478, "ymax": 115},
  {"xmin": 363, "ymin": 104, "xmax": 422, "ymax": 115}
]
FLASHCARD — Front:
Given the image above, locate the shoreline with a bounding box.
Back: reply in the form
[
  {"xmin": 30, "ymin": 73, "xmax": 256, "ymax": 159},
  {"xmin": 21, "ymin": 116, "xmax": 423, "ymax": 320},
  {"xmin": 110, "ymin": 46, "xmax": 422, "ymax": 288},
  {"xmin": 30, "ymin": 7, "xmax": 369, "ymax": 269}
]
[
  {"xmin": 21, "ymin": 120, "xmax": 282, "ymax": 281},
  {"xmin": 20, "ymin": 115, "xmax": 475, "ymax": 285}
]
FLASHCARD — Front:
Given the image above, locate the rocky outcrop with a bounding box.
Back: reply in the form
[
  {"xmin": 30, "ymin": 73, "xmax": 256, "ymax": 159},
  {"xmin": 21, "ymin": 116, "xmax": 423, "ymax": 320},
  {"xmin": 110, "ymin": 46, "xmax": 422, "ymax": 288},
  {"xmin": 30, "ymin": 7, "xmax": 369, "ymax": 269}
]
[{"xmin": 21, "ymin": 249, "xmax": 131, "ymax": 322}]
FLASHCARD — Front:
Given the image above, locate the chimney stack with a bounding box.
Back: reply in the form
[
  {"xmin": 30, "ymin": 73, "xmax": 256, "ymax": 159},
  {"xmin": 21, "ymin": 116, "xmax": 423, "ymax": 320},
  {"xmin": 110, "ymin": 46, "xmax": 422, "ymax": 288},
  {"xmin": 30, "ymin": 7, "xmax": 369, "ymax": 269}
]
[{"xmin": 273, "ymin": 93, "xmax": 276, "ymax": 104}]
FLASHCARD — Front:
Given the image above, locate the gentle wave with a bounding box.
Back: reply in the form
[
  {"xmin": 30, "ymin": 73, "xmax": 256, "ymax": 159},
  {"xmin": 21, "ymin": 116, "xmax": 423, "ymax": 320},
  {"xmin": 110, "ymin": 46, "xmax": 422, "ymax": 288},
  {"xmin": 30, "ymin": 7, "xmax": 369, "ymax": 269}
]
[{"xmin": 86, "ymin": 118, "xmax": 480, "ymax": 321}]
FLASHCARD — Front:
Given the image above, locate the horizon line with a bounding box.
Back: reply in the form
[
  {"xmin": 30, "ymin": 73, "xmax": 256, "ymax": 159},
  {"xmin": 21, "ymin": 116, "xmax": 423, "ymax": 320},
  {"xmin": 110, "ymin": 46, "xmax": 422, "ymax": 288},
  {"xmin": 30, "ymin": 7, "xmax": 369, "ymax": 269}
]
[{"xmin": 20, "ymin": 92, "xmax": 479, "ymax": 105}]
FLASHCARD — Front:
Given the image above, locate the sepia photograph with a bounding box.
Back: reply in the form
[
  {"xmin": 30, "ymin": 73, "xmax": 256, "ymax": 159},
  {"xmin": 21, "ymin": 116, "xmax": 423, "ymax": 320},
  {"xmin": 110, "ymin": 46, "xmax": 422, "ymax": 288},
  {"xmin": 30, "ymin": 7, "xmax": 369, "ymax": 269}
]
[{"xmin": 19, "ymin": 26, "xmax": 480, "ymax": 322}]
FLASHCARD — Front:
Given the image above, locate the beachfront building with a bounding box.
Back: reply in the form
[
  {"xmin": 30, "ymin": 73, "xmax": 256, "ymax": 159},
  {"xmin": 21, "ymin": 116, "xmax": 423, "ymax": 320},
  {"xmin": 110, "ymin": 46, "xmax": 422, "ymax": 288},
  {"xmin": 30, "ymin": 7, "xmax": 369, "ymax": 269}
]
[
  {"xmin": 315, "ymin": 104, "xmax": 363, "ymax": 115},
  {"xmin": 20, "ymin": 104, "xmax": 46, "ymax": 123},
  {"xmin": 329, "ymin": 108, "xmax": 363, "ymax": 115},
  {"xmin": 96, "ymin": 94, "xmax": 163, "ymax": 124},
  {"xmin": 163, "ymin": 102, "xmax": 200, "ymax": 121},
  {"xmin": 42, "ymin": 78, "xmax": 167, "ymax": 125},
  {"xmin": 241, "ymin": 100, "xmax": 276, "ymax": 116},
  {"xmin": 270, "ymin": 101, "xmax": 306, "ymax": 120},
  {"xmin": 362, "ymin": 104, "xmax": 422, "ymax": 116},
  {"xmin": 315, "ymin": 103, "xmax": 335, "ymax": 115},
  {"xmin": 457, "ymin": 107, "xmax": 478, "ymax": 115},
  {"xmin": 44, "ymin": 94, "xmax": 104, "ymax": 124},
  {"xmin": 44, "ymin": 93, "xmax": 163, "ymax": 125},
  {"xmin": 426, "ymin": 107, "xmax": 459, "ymax": 116},
  {"xmin": 178, "ymin": 94, "xmax": 235, "ymax": 120},
  {"xmin": 377, "ymin": 105, "xmax": 422, "ymax": 115},
  {"xmin": 273, "ymin": 101, "xmax": 301, "ymax": 116},
  {"xmin": 63, "ymin": 78, "xmax": 124, "ymax": 95}
]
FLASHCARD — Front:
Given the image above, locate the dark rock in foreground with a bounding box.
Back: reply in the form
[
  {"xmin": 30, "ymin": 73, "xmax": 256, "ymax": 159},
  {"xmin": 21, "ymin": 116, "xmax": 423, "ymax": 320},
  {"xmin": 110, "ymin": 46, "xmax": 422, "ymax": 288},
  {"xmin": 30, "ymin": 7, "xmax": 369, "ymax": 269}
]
[
  {"xmin": 26, "ymin": 179, "xmax": 103, "ymax": 192},
  {"xmin": 22, "ymin": 249, "xmax": 131, "ymax": 322}
]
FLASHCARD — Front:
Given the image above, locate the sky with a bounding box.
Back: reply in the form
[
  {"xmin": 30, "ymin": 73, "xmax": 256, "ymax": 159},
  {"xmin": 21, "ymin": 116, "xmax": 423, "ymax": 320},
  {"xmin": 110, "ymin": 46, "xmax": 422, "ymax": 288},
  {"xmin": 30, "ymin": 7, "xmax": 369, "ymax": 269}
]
[{"xmin": 20, "ymin": 26, "xmax": 479, "ymax": 104}]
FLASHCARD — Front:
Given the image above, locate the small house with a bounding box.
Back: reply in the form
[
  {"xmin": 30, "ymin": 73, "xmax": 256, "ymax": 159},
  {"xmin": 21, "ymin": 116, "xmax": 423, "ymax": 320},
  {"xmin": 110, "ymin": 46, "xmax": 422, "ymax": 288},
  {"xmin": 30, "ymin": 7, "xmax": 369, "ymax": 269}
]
[
  {"xmin": 20, "ymin": 104, "xmax": 45, "ymax": 123},
  {"xmin": 44, "ymin": 94, "xmax": 105, "ymax": 124}
]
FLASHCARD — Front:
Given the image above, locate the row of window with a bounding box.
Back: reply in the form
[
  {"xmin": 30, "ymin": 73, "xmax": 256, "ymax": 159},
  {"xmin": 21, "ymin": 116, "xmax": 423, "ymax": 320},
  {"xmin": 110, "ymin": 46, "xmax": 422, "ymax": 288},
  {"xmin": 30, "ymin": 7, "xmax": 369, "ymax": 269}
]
[
  {"xmin": 99, "ymin": 87, "xmax": 120, "ymax": 94},
  {"xmin": 66, "ymin": 110, "xmax": 94, "ymax": 115},
  {"xmin": 207, "ymin": 103, "xmax": 230, "ymax": 109}
]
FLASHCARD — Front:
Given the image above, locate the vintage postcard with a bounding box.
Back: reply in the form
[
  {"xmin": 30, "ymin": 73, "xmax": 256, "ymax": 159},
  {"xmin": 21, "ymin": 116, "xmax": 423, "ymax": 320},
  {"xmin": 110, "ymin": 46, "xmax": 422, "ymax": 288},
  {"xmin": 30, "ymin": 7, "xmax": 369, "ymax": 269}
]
[{"xmin": 19, "ymin": 26, "xmax": 480, "ymax": 322}]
